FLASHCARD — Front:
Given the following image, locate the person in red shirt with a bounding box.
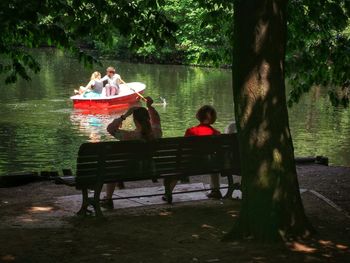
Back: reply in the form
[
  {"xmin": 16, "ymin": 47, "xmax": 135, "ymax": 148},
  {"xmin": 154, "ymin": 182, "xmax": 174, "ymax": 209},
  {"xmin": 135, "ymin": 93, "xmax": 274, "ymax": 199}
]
[{"xmin": 163, "ymin": 105, "xmax": 222, "ymax": 203}]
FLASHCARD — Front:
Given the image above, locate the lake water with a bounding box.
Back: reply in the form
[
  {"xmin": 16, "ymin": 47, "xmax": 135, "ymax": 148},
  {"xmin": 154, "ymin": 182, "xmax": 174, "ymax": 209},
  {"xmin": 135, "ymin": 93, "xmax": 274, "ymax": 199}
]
[{"xmin": 0, "ymin": 49, "xmax": 349, "ymax": 175}]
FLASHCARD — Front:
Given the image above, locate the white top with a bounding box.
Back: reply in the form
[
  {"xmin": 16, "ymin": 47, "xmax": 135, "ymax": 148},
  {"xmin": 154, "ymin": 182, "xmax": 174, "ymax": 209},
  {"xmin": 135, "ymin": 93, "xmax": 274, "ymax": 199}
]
[
  {"xmin": 101, "ymin": 74, "xmax": 121, "ymax": 87},
  {"xmin": 225, "ymin": 121, "xmax": 237, "ymax": 134}
]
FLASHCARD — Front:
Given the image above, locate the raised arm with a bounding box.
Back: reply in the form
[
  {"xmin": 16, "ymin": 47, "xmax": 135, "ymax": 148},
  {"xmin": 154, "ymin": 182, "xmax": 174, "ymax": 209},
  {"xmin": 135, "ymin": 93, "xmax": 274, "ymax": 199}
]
[
  {"xmin": 106, "ymin": 107, "xmax": 139, "ymax": 139},
  {"xmin": 106, "ymin": 117, "xmax": 123, "ymax": 136},
  {"xmin": 79, "ymin": 80, "xmax": 95, "ymax": 95},
  {"xmin": 145, "ymin": 97, "xmax": 161, "ymax": 126},
  {"xmin": 119, "ymin": 77, "xmax": 126, "ymax": 84},
  {"xmin": 100, "ymin": 75, "xmax": 109, "ymax": 82}
]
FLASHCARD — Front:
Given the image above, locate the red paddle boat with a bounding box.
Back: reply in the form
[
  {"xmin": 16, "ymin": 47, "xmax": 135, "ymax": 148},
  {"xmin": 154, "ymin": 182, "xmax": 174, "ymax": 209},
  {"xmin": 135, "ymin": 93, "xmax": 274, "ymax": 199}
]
[{"xmin": 70, "ymin": 82, "xmax": 146, "ymax": 110}]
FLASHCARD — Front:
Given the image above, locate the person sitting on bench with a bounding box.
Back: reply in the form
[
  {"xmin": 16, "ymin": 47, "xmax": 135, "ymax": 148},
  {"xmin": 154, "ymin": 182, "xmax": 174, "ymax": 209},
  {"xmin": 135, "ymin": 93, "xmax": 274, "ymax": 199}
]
[
  {"xmin": 163, "ymin": 105, "xmax": 222, "ymax": 202},
  {"xmin": 103, "ymin": 97, "xmax": 162, "ymax": 209}
]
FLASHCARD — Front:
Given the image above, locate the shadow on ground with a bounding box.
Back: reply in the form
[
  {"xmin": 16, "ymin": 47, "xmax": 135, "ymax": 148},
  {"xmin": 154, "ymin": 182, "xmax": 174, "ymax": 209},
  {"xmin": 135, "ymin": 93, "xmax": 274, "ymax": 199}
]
[{"xmin": 0, "ymin": 193, "xmax": 349, "ymax": 263}]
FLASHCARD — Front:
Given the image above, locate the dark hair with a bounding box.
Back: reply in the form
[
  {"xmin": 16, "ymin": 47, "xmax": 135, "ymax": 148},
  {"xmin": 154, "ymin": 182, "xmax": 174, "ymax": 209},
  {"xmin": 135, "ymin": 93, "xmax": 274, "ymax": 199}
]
[
  {"xmin": 133, "ymin": 107, "xmax": 154, "ymax": 141},
  {"xmin": 196, "ymin": 105, "xmax": 217, "ymax": 124}
]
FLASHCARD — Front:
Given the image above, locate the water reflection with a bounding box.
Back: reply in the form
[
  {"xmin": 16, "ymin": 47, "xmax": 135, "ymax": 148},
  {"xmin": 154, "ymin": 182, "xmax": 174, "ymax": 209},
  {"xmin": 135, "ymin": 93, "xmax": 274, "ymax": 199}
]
[
  {"xmin": 70, "ymin": 112, "xmax": 106, "ymax": 143},
  {"xmin": 70, "ymin": 109, "xmax": 131, "ymax": 143},
  {"xmin": 69, "ymin": 100, "xmax": 143, "ymax": 142}
]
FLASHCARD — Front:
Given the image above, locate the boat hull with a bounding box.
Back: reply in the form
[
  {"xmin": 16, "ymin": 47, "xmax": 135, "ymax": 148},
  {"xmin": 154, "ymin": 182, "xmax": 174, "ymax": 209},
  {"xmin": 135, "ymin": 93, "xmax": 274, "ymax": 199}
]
[{"xmin": 71, "ymin": 82, "xmax": 145, "ymax": 110}]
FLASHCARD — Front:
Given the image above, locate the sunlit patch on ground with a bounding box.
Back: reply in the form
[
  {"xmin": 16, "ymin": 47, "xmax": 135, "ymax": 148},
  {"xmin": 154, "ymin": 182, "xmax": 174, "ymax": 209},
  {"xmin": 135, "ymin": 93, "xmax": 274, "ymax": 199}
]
[
  {"xmin": 318, "ymin": 239, "xmax": 332, "ymax": 246},
  {"xmin": 289, "ymin": 241, "xmax": 317, "ymax": 253},
  {"xmin": 286, "ymin": 238, "xmax": 350, "ymax": 260},
  {"xmin": 1, "ymin": 254, "xmax": 16, "ymax": 262},
  {"xmin": 201, "ymin": 224, "xmax": 215, "ymax": 229},
  {"xmin": 252, "ymin": 256, "xmax": 266, "ymax": 261},
  {"xmin": 336, "ymin": 244, "xmax": 349, "ymax": 250},
  {"xmin": 158, "ymin": 211, "xmax": 172, "ymax": 216},
  {"xmin": 28, "ymin": 206, "xmax": 54, "ymax": 213},
  {"xmin": 317, "ymin": 239, "xmax": 349, "ymax": 251},
  {"xmin": 20, "ymin": 217, "xmax": 38, "ymax": 223},
  {"xmin": 227, "ymin": 210, "xmax": 238, "ymax": 218}
]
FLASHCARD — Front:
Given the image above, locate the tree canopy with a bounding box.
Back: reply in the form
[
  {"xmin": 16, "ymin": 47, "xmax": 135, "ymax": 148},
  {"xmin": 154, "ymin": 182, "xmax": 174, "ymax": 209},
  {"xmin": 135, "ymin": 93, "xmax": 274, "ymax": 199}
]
[
  {"xmin": 0, "ymin": 0, "xmax": 176, "ymax": 83},
  {"xmin": 287, "ymin": 0, "xmax": 350, "ymax": 107}
]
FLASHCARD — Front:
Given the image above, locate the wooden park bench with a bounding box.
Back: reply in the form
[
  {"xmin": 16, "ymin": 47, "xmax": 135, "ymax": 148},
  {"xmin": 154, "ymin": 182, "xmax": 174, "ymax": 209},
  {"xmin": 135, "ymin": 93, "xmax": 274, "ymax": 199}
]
[{"xmin": 57, "ymin": 134, "xmax": 241, "ymax": 216}]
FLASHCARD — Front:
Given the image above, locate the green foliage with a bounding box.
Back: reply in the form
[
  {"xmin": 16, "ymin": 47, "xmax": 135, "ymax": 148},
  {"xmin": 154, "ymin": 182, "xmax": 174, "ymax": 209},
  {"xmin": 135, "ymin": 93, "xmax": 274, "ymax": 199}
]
[
  {"xmin": 162, "ymin": 0, "xmax": 233, "ymax": 66},
  {"xmin": 286, "ymin": 0, "xmax": 350, "ymax": 107},
  {"xmin": 0, "ymin": 0, "xmax": 176, "ymax": 83},
  {"xmin": 92, "ymin": 0, "xmax": 233, "ymax": 66}
]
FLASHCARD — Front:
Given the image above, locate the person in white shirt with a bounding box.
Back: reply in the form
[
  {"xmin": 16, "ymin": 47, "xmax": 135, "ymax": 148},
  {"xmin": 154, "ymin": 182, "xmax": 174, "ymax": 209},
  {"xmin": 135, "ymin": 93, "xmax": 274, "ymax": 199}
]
[{"xmin": 100, "ymin": 66, "xmax": 126, "ymax": 96}]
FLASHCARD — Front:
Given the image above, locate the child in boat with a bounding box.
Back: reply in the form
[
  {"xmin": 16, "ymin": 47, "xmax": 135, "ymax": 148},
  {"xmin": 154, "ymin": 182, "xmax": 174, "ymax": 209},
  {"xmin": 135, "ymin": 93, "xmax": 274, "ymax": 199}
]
[
  {"xmin": 100, "ymin": 66, "xmax": 127, "ymax": 97},
  {"xmin": 102, "ymin": 96, "xmax": 162, "ymax": 209},
  {"xmin": 74, "ymin": 71, "xmax": 103, "ymax": 96},
  {"xmin": 163, "ymin": 105, "xmax": 222, "ymax": 203}
]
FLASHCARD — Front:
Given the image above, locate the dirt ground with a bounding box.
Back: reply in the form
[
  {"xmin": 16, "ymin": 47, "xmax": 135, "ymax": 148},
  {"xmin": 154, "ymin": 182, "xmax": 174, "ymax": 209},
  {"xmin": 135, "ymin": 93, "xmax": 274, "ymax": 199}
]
[{"xmin": 0, "ymin": 164, "xmax": 350, "ymax": 263}]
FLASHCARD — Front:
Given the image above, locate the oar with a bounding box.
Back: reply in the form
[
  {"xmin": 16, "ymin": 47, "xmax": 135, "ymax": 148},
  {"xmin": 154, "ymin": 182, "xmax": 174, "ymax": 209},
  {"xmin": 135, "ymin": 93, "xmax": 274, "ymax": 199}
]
[{"xmin": 120, "ymin": 79, "xmax": 147, "ymax": 102}]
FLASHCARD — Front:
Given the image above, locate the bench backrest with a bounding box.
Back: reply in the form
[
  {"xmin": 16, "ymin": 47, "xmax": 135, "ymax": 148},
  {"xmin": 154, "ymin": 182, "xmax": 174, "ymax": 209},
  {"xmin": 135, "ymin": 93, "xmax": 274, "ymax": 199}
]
[{"xmin": 75, "ymin": 134, "xmax": 240, "ymax": 187}]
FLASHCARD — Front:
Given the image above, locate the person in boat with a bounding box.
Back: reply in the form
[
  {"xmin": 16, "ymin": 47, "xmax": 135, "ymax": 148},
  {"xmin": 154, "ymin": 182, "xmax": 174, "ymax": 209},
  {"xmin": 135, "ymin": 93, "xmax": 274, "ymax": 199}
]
[
  {"xmin": 163, "ymin": 105, "xmax": 222, "ymax": 203},
  {"xmin": 100, "ymin": 66, "xmax": 127, "ymax": 97},
  {"xmin": 103, "ymin": 96, "xmax": 162, "ymax": 209},
  {"xmin": 74, "ymin": 71, "xmax": 103, "ymax": 96}
]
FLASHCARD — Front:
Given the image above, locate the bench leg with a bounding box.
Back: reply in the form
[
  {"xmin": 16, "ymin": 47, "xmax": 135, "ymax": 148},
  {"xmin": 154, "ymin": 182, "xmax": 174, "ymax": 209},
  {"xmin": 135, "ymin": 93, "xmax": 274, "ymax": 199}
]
[
  {"xmin": 77, "ymin": 188, "xmax": 89, "ymax": 216},
  {"xmin": 163, "ymin": 177, "xmax": 173, "ymax": 204},
  {"xmin": 92, "ymin": 184, "xmax": 103, "ymax": 217},
  {"xmin": 224, "ymin": 174, "xmax": 234, "ymax": 199},
  {"xmin": 223, "ymin": 174, "xmax": 241, "ymax": 199}
]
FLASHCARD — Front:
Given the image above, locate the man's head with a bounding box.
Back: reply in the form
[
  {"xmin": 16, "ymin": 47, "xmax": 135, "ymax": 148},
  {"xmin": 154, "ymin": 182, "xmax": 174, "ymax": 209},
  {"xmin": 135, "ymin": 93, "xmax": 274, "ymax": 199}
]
[{"xmin": 106, "ymin": 66, "xmax": 116, "ymax": 77}]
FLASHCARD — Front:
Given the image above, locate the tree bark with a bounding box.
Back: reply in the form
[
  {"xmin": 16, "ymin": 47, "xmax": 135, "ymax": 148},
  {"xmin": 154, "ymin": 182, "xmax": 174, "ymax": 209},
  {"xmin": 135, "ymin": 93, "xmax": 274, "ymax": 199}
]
[{"xmin": 229, "ymin": 0, "xmax": 314, "ymax": 241}]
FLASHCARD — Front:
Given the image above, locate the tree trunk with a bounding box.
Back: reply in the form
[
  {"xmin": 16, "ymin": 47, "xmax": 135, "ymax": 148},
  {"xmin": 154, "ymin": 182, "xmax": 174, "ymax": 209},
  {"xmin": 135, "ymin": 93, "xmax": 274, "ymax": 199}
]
[{"xmin": 230, "ymin": 0, "xmax": 314, "ymax": 241}]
